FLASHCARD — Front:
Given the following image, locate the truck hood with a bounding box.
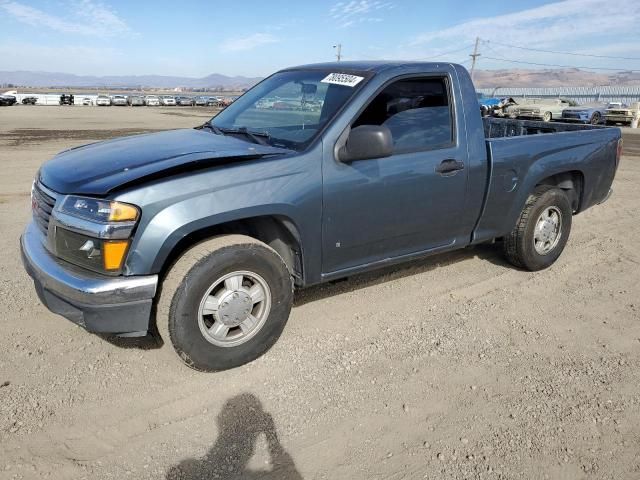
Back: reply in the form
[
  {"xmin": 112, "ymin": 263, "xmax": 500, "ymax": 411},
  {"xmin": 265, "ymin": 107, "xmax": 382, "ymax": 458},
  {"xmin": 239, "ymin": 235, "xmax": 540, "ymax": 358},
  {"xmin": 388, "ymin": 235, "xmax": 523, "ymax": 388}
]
[{"xmin": 38, "ymin": 128, "xmax": 291, "ymax": 196}]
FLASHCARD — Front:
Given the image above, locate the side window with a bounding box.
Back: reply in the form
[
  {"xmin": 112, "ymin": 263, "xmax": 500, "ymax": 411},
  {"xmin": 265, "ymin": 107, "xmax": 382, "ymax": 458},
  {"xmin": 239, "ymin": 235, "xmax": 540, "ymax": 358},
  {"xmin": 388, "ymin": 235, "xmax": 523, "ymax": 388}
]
[{"xmin": 353, "ymin": 77, "xmax": 454, "ymax": 152}]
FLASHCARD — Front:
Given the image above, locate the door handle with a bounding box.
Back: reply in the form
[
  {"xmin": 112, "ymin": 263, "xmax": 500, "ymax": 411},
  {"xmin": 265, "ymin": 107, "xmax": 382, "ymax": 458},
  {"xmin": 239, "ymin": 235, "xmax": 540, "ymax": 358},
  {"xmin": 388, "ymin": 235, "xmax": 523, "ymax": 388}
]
[{"xmin": 435, "ymin": 159, "xmax": 465, "ymax": 175}]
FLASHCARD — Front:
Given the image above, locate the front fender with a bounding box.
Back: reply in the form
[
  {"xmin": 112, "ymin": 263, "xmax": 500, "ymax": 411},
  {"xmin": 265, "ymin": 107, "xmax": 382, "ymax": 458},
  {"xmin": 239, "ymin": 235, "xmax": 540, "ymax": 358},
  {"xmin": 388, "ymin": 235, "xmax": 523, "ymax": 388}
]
[{"xmin": 113, "ymin": 150, "xmax": 323, "ymax": 280}]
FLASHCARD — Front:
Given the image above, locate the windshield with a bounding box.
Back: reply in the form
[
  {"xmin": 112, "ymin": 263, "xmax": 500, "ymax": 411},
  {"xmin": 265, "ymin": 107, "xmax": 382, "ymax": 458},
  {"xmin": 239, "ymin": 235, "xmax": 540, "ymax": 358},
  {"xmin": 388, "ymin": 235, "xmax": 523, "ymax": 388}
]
[{"xmin": 209, "ymin": 69, "xmax": 368, "ymax": 150}]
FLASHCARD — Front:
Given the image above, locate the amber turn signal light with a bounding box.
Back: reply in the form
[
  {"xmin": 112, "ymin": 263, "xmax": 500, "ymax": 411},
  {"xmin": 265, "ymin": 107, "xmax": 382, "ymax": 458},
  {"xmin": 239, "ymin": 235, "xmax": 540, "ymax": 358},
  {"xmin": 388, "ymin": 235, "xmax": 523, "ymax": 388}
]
[
  {"xmin": 108, "ymin": 202, "xmax": 139, "ymax": 222},
  {"xmin": 103, "ymin": 240, "xmax": 130, "ymax": 271}
]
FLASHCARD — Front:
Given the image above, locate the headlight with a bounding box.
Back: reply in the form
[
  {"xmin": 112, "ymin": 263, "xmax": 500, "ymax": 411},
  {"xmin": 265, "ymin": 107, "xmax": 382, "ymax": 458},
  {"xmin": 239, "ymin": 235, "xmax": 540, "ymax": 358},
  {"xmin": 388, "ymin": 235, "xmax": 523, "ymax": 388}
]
[
  {"xmin": 54, "ymin": 196, "xmax": 140, "ymax": 274},
  {"xmin": 59, "ymin": 196, "xmax": 139, "ymax": 223},
  {"xmin": 55, "ymin": 229, "xmax": 130, "ymax": 273}
]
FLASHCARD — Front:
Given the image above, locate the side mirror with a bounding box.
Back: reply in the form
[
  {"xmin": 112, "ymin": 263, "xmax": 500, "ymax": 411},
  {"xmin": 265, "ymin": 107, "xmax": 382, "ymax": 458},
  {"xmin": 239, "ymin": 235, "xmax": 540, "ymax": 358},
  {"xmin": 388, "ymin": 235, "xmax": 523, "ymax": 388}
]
[{"xmin": 338, "ymin": 125, "xmax": 393, "ymax": 162}]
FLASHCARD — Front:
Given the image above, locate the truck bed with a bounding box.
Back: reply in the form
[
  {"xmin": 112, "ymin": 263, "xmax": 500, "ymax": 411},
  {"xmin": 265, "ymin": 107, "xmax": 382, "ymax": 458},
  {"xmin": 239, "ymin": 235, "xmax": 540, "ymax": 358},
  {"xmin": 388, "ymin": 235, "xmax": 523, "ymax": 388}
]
[
  {"xmin": 483, "ymin": 117, "xmax": 604, "ymax": 138},
  {"xmin": 473, "ymin": 117, "xmax": 621, "ymax": 246}
]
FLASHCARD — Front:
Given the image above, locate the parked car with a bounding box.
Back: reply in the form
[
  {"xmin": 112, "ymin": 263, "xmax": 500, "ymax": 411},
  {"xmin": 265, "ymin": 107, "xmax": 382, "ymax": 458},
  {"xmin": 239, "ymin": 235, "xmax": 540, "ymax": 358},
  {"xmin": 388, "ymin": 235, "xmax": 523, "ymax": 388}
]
[
  {"xmin": 21, "ymin": 96, "xmax": 38, "ymax": 105},
  {"xmin": 96, "ymin": 95, "xmax": 111, "ymax": 106},
  {"xmin": 221, "ymin": 96, "xmax": 238, "ymax": 107},
  {"xmin": 0, "ymin": 95, "xmax": 17, "ymax": 106},
  {"xmin": 161, "ymin": 96, "xmax": 177, "ymax": 106},
  {"xmin": 605, "ymin": 102, "xmax": 640, "ymax": 125},
  {"xmin": 145, "ymin": 95, "xmax": 160, "ymax": 106},
  {"xmin": 59, "ymin": 94, "xmax": 74, "ymax": 106},
  {"xmin": 177, "ymin": 96, "xmax": 194, "ymax": 106},
  {"xmin": 194, "ymin": 96, "xmax": 210, "ymax": 106},
  {"xmin": 128, "ymin": 95, "xmax": 145, "ymax": 106},
  {"xmin": 111, "ymin": 95, "xmax": 128, "ymax": 106},
  {"xmin": 82, "ymin": 97, "xmax": 93, "ymax": 106},
  {"xmin": 255, "ymin": 97, "xmax": 278, "ymax": 109},
  {"xmin": 505, "ymin": 98, "xmax": 573, "ymax": 122},
  {"xmin": 477, "ymin": 95, "xmax": 517, "ymax": 117},
  {"xmin": 21, "ymin": 62, "xmax": 621, "ymax": 372},
  {"xmin": 561, "ymin": 102, "xmax": 611, "ymax": 125}
]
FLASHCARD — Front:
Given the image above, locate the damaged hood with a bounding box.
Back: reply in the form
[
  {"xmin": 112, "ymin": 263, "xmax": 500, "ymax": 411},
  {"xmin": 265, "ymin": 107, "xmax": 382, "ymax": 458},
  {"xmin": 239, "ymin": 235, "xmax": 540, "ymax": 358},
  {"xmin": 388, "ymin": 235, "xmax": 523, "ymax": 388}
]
[{"xmin": 38, "ymin": 128, "xmax": 291, "ymax": 195}]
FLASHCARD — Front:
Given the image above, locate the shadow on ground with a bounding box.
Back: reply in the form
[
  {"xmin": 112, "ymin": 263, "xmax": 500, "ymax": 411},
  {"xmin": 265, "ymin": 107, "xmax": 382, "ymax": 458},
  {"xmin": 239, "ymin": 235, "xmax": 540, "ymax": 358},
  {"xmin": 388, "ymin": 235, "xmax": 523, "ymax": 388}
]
[
  {"xmin": 101, "ymin": 242, "xmax": 510, "ymax": 350},
  {"xmin": 166, "ymin": 393, "xmax": 303, "ymax": 480},
  {"xmin": 294, "ymin": 242, "xmax": 509, "ymax": 307}
]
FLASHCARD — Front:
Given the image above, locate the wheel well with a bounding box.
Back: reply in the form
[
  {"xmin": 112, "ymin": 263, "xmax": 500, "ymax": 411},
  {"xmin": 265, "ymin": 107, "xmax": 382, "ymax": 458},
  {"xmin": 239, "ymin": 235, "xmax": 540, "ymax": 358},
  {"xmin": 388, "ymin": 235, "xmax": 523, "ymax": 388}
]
[
  {"xmin": 535, "ymin": 171, "xmax": 584, "ymax": 212},
  {"xmin": 160, "ymin": 216, "xmax": 304, "ymax": 285}
]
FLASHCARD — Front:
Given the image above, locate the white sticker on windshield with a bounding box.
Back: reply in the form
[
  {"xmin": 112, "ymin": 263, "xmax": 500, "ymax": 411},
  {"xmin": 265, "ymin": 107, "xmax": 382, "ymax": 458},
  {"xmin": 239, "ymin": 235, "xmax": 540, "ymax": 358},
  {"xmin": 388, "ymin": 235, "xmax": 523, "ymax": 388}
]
[{"xmin": 321, "ymin": 73, "xmax": 364, "ymax": 87}]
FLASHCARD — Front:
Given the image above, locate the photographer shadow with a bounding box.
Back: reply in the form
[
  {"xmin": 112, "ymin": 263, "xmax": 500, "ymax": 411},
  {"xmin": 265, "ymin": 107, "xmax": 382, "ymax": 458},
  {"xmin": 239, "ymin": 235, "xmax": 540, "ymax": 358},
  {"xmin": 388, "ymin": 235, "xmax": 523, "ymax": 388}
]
[{"xmin": 166, "ymin": 393, "xmax": 303, "ymax": 480}]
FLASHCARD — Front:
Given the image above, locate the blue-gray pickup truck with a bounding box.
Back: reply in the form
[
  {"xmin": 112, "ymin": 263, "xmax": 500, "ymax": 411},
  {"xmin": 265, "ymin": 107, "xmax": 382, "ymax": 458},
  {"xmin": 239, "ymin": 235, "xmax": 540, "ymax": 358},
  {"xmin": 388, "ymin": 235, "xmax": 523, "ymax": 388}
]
[{"xmin": 21, "ymin": 62, "xmax": 621, "ymax": 371}]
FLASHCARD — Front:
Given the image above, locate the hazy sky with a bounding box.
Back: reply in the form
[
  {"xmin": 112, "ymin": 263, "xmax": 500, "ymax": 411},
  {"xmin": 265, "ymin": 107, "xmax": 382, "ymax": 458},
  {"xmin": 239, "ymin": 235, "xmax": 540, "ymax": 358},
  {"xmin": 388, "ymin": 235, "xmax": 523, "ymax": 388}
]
[{"xmin": 0, "ymin": 0, "xmax": 639, "ymax": 77}]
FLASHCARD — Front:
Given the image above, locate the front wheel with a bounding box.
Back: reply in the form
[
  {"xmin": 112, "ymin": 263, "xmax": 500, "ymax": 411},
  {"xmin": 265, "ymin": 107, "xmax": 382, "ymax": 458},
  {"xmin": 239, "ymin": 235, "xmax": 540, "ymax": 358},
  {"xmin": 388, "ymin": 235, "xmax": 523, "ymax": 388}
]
[
  {"xmin": 503, "ymin": 186, "xmax": 572, "ymax": 271},
  {"xmin": 156, "ymin": 235, "xmax": 293, "ymax": 371},
  {"xmin": 590, "ymin": 112, "xmax": 602, "ymax": 125},
  {"xmin": 542, "ymin": 111, "xmax": 552, "ymax": 122}
]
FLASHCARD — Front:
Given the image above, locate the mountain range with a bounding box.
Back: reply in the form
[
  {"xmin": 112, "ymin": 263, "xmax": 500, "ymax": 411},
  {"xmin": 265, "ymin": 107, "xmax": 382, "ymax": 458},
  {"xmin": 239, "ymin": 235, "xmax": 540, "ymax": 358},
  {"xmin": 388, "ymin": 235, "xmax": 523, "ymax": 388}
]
[
  {"xmin": 0, "ymin": 71, "xmax": 263, "ymax": 89},
  {"xmin": 473, "ymin": 68, "xmax": 640, "ymax": 88},
  {"xmin": 2, "ymin": 68, "xmax": 640, "ymax": 90}
]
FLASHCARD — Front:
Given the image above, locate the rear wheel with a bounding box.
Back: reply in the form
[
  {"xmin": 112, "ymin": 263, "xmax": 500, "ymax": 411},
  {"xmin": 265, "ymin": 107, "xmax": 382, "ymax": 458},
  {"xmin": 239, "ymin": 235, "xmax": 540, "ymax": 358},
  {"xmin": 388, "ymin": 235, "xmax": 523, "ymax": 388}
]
[
  {"xmin": 503, "ymin": 186, "xmax": 572, "ymax": 271},
  {"xmin": 157, "ymin": 235, "xmax": 293, "ymax": 371}
]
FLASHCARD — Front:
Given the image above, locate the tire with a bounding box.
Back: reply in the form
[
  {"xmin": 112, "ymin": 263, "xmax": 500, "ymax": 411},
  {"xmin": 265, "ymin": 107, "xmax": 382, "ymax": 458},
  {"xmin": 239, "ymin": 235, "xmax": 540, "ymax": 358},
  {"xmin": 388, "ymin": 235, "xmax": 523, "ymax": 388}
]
[
  {"xmin": 590, "ymin": 112, "xmax": 601, "ymax": 125},
  {"xmin": 542, "ymin": 111, "xmax": 552, "ymax": 122},
  {"xmin": 503, "ymin": 186, "xmax": 572, "ymax": 271},
  {"xmin": 156, "ymin": 235, "xmax": 293, "ymax": 371}
]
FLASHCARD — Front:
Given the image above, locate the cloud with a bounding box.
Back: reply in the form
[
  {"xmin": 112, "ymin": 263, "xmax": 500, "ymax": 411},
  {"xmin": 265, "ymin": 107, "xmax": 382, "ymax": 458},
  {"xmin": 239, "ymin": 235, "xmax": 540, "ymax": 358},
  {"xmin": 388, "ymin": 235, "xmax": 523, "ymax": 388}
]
[
  {"xmin": 410, "ymin": 0, "xmax": 640, "ymax": 47},
  {"xmin": 219, "ymin": 33, "xmax": 279, "ymax": 52},
  {"xmin": 0, "ymin": 0, "xmax": 134, "ymax": 37},
  {"xmin": 329, "ymin": 0, "xmax": 394, "ymax": 28}
]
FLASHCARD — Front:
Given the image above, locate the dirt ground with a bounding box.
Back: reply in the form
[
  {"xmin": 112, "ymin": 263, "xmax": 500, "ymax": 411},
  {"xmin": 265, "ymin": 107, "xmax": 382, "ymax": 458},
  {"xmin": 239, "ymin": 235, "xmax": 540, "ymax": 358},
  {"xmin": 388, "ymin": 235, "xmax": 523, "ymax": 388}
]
[{"xmin": 1, "ymin": 106, "xmax": 639, "ymax": 480}]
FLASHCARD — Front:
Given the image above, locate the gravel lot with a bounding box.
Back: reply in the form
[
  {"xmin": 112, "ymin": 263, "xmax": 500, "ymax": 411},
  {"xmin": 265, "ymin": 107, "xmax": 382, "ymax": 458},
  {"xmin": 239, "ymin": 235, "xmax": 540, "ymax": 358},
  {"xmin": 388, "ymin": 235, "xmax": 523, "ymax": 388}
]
[{"xmin": 1, "ymin": 106, "xmax": 639, "ymax": 480}]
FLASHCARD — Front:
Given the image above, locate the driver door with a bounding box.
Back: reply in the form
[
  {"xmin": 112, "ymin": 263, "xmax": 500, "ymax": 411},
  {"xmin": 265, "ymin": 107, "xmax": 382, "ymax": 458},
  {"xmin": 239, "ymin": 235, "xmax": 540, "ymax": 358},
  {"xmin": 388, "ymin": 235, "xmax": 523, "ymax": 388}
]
[{"xmin": 321, "ymin": 75, "xmax": 470, "ymax": 275}]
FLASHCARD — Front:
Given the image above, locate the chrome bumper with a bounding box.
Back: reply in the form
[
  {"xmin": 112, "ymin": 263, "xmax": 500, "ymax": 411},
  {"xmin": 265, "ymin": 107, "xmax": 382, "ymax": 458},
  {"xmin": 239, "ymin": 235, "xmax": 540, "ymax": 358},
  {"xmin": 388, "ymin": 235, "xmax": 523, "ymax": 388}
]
[
  {"xmin": 605, "ymin": 116, "xmax": 633, "ymax": 123},
  {"xmin": 21, "ymin": 221, "xmax": 158, "ymax": 335}
]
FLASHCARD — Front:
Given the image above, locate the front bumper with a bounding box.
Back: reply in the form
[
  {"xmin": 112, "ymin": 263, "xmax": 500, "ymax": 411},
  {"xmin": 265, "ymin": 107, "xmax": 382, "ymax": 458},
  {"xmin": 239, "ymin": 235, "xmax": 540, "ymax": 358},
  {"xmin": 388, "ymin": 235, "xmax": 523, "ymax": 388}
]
[
  {"xmin": 21, "ymin": 222, "xmax": 158, "ymax": 336},
  {"xmin": 605, "ymin": 115, "xmax": 633, "ymax": 123},
  {"xmin": 562, "ymin": 115, "xmax": 590, "ymax": 123}
]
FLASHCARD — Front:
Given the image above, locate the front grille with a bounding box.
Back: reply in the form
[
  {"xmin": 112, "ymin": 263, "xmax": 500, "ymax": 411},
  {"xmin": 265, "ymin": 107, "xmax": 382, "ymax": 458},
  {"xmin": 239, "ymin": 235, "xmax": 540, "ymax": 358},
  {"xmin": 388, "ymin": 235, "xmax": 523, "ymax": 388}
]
[
  {"xmin": 563, "ymin": 113, "xmax": 579, "ymax": 118},
  {"xmin": 609, "ymin": 110, "xmax": 629, "ymax": 116},
  {"xmin": 32, "ymin": 181, "xmax": 58, "ymax": 234}
]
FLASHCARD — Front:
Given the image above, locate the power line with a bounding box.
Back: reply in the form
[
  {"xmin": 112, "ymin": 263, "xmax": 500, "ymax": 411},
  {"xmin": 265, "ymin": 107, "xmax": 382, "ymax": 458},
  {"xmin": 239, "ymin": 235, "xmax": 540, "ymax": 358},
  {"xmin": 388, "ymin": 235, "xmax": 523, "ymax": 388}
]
[
  {"xmin": 485, "ymin": 39, "xmax": 640, "ymax": 62},
  {"xmin": 480, "ymin": 42, "xmax": 640, "ymax": 72},
  {"xmin": 412, "ymin": 44, "xmax": 475, "ymax": 61},
  {"xmin": 482, "ymin": 55, "xmax": 640, "ymax": 72}
]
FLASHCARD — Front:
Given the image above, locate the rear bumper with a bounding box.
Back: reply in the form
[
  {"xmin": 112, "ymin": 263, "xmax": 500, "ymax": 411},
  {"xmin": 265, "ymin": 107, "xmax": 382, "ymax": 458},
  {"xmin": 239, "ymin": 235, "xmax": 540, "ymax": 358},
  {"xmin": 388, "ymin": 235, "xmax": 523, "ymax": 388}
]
[{"xmin": 21, "ymin": 222, "xmax": 158, "ymax": 335}]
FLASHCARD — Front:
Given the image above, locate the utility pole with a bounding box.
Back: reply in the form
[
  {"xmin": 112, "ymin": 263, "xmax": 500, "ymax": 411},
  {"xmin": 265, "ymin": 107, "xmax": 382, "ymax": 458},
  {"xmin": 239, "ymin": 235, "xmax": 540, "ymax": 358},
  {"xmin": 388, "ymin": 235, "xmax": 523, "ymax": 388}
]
[
  {"xmin": 333, "ymin": 44, "xmax": 342, "ymax": 62},
  {"xmin": 470, "ymin": 37, "xmax": 481, "ymax": 82}
]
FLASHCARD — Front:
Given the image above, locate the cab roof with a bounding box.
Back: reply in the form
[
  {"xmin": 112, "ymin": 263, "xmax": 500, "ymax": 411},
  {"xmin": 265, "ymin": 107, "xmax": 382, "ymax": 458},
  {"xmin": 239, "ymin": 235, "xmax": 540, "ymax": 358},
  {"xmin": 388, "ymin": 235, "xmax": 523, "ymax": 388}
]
[{"xmin": 283, "ymin": 61, "xmax": 457, "ymax": 74}]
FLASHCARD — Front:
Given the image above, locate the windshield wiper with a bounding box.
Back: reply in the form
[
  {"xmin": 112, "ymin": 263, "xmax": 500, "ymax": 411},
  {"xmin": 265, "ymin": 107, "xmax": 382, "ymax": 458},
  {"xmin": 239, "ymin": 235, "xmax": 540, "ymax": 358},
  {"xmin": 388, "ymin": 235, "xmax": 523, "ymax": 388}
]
[
  {"xmin": 218, "ymin": 126, "xmax": 271, "ymax": 146},
  {"xmin": 199, "ymin": 123, "xmax": 271, "ymax": 146},
  {"xmin": 197, "ymin": 121, "xmax": 224, "ymax": 135}
]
